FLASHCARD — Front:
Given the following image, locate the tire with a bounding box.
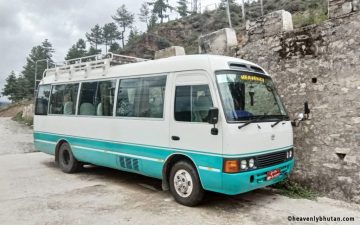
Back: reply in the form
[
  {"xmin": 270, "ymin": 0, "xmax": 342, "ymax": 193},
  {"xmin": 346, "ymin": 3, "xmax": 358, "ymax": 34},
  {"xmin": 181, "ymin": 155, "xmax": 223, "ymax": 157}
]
[
  {"xmin": 169, "ymin": 160, "xmax": 204, "ymax": 206},
  {"xmin": 58, "ymin": 142, "xmax": 81, "ymax": 173}
]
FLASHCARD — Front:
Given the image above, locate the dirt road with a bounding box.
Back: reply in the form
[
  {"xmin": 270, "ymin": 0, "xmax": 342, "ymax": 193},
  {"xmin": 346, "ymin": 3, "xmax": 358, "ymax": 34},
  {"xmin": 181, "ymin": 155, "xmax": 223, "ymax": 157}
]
[{"xmin": 0, "ymin": 117, "xmax": 359, "ymax": 225}]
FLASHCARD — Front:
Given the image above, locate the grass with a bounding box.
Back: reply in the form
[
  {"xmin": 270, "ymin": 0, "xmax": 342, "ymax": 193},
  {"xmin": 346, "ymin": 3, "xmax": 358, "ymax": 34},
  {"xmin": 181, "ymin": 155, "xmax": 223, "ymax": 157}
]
[
  {"xmin": 271, "ymin": 180, "xmax": 317, "ymax": 200},
  {"xmin": 12, "ymin": 111, "xmax": 33, "ymax": 126},
  {"xmin": 293, "ymin": 9, "xmax": 328, "ymax": 28}
]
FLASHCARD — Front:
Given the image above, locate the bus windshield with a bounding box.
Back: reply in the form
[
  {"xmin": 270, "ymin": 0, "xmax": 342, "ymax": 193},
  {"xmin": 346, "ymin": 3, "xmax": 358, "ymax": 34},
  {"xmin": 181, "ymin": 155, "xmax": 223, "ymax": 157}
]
[{"xmin": 216, "ymin": 71, "xmax": 288, "ymax": 122}]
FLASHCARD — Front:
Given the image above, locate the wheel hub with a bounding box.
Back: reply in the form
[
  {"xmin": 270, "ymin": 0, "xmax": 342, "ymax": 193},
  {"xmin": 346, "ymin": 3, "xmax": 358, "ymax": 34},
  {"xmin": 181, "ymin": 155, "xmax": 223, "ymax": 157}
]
[{"xmin": 174, "ymin": 169, "xmax": 193, "ymax": 198}]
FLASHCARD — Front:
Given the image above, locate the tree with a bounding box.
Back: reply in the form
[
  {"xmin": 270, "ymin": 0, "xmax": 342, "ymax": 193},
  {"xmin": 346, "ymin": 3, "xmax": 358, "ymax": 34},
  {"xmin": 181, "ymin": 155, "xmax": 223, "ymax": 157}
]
[
  {"xmin": 139, "ymin": 2, "xmax": 151, "ymax": 30},
  {"xmin": 127, "ymin": 28, "xmax": 141, "ymax": 47},
  {"xmin": 109, "ymin": 42, "xmax": 121, "ymax": 53},
  {"xmin": 85, "ymin": 24, "xmax": 104, "ymax": 50},
  {"xmin": 21, "ymin": 39, "xmax": 54, "ymax": 98},
  {"xmin": 148, "ymin": 13, "xmax": 158, "ymax": 31},
  {"xmin": 112, "ymin": 5, "xmax": 135, "ymax": 48},
  {"xmin": 65, "ymin": 39, "xmax": 87, "ymax": 61},
  {"xmin": 103, "ymin": 22, "xmax": 120, "ymax": 53},
  {"xmin": 1, "ymin": 71, "xmax": 18, "ymax": 102},
  {"xmin": 87, "ymin": 46, "xmax": 101, "ymax": 56},
  {"xmin": 177, "ymin": 0, "xmax": 189, "ymax": 17},
  {"xmin": 149, "ymin": 0, "xmax": 173, "ymax": 24}
]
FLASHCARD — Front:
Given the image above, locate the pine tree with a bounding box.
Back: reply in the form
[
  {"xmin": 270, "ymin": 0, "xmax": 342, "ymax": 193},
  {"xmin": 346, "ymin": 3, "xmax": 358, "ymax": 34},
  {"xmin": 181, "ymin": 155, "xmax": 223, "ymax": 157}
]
[
  {"xmin": 65, "ymin": 39, "xmax": 87, "ymax": 61},
  {"xmin": 1, "ymin": 71, "xmax": 18, "ymax": 102},
  {"xmin": 87, "ymin": 46, "xmax": 101, "ymax": 56},
  {"xmin": 103, "ymin": 22, "xmax": 121, "ymax": 53},
  {"xmin": 127, "ymin": 28, "xmax": 141, "ymax": 47},
  {"xmin": 109, "ymin": 42, "xmax": 121, "ymax": 53},
  {"xmin": 21, "ymin": 39, "xmax": 54, "ymax": 98},
  {"xmin": 139, "ymin": 2, "xmax": 151, "ymax": 30},
  {"xmin": 148, "ymin": 13, "xmax": 158, "ymax": 31},
  {"xmin": 149, "ymin": 0, "xmax": 173, "ymax": 24},
  {"xmin": 112, "ymin": 5, "xmax": 135, "ymax": 48},
  {"xmin": 85, "ymin": 24, "xmax": 104, "ymax": 50},
  {"xmin": 177, "ymin": 0, "xmax": 189, "ymax": 17}
]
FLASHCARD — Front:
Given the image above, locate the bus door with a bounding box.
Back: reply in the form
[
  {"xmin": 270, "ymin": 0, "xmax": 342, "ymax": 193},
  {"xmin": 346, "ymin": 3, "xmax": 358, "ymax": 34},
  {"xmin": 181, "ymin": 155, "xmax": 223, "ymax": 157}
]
[{"xmin": 169, "ymin": 71, "xmax": 222, "ymax": 160}]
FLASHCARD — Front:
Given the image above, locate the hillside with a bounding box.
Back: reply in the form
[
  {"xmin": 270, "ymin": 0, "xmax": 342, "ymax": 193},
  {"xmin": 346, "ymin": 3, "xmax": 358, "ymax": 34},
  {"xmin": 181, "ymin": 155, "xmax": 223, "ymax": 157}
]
[{"xmin": 119, "ymin": 0, "xmax": 327, "ymax": 58}]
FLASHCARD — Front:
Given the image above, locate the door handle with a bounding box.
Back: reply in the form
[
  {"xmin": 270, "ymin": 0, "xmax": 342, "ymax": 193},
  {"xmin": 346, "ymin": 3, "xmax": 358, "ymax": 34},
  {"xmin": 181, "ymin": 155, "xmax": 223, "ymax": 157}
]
[{"xmin": 171, "ymin": 136, "xmax": 180, "ymax": 141}]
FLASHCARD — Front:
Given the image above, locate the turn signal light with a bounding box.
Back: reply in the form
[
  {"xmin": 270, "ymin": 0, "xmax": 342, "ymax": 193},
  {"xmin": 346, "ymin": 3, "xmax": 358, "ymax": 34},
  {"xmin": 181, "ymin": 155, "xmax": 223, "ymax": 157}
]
[{"xmin": 224, "ymin": 160, "xmax": 240, "ymax": 173}]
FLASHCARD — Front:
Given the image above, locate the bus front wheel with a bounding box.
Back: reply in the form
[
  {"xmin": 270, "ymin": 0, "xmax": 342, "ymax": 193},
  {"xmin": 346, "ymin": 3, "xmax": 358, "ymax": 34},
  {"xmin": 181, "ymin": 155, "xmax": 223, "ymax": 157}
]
[
  {"xmin": 169, "ymin": 161, "xmax": 204, "ymax": 206},
  {"xmin": 58, "ymin": 143, "xmax": 81, "ymax": 173}
]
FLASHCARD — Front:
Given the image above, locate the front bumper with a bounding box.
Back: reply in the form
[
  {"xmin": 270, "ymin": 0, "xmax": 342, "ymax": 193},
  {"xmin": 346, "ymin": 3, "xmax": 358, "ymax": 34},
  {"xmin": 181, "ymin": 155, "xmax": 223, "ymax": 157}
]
[{"xmin": 221, "ymin": 159, "xmax": 295, "ymax": 195}]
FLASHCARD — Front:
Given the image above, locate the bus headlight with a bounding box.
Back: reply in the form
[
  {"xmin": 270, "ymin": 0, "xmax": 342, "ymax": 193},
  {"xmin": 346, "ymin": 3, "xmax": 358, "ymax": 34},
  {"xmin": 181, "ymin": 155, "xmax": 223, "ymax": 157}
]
[
  {"xmin": 248, "ymin": 158, "xmax": 255, "ymax": 168},
  {"xmin": 240, "ymin": 160, "xmax": 248, "ymax": 170},
  {"xmin": 286, "ymin": 149, "xmax": 293, "ymax": 159}
]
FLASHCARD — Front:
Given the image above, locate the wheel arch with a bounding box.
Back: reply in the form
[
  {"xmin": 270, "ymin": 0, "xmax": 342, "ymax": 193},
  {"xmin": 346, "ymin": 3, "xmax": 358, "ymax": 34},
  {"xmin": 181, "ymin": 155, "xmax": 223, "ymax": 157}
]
[
  {"xmin": 55, "ymin": 139, "xmax": 70, "ymax": 164},
  {"xmin": 161, "ymin": 153, "xmax": 203, "ymax": 191}
]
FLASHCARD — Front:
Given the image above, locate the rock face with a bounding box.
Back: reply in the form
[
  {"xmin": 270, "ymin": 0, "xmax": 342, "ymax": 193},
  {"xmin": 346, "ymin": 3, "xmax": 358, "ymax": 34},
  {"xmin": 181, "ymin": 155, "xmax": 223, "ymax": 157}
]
[
  {"xmin": 235, "ymin": 11, "xmax": 360, "ymax": 203},
  {"xmin": 247, "ymin": 10, "xmax": 294, "ymax": 41},
  {"xmin": 198, "ymin": 28, "xmax": 238, "ymax": 55},
  {"xmin": 329, "ymin": 0, "xmax": 359, "ymax": 18},
  {"xmin": 22, "ymin": 104, "xmax": 34, "ymax": 122}
]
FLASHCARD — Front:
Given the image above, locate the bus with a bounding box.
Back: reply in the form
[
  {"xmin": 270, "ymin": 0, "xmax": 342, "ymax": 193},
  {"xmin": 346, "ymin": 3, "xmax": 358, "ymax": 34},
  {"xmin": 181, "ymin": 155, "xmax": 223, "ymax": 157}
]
[{"xmin": 34, "ymin": 53, "xmax": 295, "ymax": 206}]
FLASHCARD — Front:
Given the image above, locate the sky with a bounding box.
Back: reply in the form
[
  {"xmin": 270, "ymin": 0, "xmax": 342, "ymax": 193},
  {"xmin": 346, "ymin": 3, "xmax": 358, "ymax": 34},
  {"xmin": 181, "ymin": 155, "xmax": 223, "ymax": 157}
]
[{"xmin": 0, "ymin": 0, "xmax": 235, "ymax": 101}]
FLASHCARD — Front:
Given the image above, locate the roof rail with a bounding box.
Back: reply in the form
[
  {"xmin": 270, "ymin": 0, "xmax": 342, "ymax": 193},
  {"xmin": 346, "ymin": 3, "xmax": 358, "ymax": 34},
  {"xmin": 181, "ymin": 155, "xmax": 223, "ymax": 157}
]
[{"xmin": 42, "ymin": 52, "xmax": 149, "ymax": 80}]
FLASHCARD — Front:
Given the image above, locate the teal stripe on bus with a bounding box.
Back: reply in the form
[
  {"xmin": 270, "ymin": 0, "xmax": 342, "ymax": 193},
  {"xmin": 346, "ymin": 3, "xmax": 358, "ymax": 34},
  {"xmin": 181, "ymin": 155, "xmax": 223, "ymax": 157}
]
[
  {"xmin": 33, "ymin": 131, "xmax": 294, "ymax": 194},
  {"xmin": 33, "ymin": 131, "xmax": 293, "ymax": 158}
]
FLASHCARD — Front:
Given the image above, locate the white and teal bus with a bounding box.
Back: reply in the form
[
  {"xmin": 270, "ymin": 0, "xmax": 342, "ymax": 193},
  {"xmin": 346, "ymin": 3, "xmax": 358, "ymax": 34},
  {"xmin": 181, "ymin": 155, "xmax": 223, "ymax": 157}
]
[{"xmin": 34, "ymin": 53, "xmax": 294, "ymax": 206}]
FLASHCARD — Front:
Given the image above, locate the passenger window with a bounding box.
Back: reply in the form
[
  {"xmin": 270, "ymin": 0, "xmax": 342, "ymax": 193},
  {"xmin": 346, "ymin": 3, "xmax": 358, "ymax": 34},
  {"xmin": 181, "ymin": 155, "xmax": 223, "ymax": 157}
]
[
  {"xmin": 35, "ymin": 85, "xmax": 51, "ymax": 115},
  {"xmin": 49, "ymin": 84, "xmax": 79, "ymax": 115},
  {"xmin": 78, "ymin": 80, "xmax": 116, "ymax": 116},
  {"xmin": 175, "ymin": 85, "xmax": 213, "ymax": 122},
  {"xmin": 116, "ymin": 75, "xmax": 166, "ymax": 118}
]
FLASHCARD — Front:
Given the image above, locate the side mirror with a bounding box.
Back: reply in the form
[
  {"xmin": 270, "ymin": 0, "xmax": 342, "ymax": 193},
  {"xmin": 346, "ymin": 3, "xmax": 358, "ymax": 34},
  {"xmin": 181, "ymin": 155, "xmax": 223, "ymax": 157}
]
[{"xmin": 207, "ymin": 107, "xmax": 219, "ymax": 125}]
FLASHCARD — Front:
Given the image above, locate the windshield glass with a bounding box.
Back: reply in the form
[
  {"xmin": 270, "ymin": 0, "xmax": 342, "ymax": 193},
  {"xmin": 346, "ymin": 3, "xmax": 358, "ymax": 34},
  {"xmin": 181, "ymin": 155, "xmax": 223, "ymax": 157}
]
[{"xmin": 216, "ymin": 71, "xmax": 288, "ymax": 122}]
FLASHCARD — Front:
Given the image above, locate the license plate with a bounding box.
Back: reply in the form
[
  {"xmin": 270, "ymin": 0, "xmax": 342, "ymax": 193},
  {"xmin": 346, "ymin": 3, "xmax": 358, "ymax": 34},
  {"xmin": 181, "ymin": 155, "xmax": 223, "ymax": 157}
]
[{"xmin": 267, "ymin": 169, "xmax": 280, "ymax": 181}]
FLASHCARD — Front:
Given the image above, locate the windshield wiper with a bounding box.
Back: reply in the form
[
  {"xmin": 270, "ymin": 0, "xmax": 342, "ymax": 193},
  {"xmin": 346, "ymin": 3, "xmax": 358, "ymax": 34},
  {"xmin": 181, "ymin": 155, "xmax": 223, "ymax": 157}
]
[
  {"xmin": 271, "ymin": 116, "xmax": 289, "ymax": 128},
  {"xmin": 238, "ymin": 116, "xmax": 266, "ymax": 130}
]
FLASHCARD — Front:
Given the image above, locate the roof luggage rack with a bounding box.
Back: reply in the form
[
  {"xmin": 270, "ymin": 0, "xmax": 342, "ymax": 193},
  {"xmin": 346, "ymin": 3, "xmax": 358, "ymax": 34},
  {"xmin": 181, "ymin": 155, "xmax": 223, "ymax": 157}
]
[{"xmin": 42, "ymin": 52, "xmax": 149, "ymax": 81}]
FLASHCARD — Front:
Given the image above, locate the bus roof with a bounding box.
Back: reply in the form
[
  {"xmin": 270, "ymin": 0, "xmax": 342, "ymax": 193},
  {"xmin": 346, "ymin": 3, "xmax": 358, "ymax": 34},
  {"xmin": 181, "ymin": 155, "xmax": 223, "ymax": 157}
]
[{"xmin": 40, "ymin": 54, "xmax": 269, "ymax": 85}]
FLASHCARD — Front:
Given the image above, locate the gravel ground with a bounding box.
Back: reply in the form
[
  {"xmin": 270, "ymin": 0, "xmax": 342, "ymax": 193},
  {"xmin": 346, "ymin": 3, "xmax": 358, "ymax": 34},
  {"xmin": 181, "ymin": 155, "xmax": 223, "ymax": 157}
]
[
  {"xmin": 0, "ymin": 117, "xmax": 359, "ymax": 225},
  {"xmin": 0, "ymin": 117, "xmax": 35, "ymax": 155}
]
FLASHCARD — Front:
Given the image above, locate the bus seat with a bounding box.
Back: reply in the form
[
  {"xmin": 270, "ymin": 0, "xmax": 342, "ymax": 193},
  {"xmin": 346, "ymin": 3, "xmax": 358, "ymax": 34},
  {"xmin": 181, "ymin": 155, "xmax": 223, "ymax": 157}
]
[
  {"xmin": 193, "ymin": 96, "xmax": 212, "ymax": 122},
  {"xmin": 79, "ymin": 103, "xmax": 96, "ymax": 115},
  {"xmin": 96, "ymin": 103, "xmax": 103, "ymax": 116},
  {"xmin": 63, "ymin": 101, "xmax": 73, "ymax": 115}
]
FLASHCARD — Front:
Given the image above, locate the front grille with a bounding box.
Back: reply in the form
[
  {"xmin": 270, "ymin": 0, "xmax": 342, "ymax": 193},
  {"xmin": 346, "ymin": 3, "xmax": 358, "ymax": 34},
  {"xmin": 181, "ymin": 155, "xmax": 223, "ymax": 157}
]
[{"xmin": 256, "ymin": 150, "xmax": 287, "ymax": 168}]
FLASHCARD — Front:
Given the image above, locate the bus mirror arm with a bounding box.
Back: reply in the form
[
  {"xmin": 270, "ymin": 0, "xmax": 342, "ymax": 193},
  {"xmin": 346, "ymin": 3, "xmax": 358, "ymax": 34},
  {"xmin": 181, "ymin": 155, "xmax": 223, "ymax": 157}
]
[
  {"xmin": 208, "ymin": 107, "xmax": 219, "ymax": 135},
  {"xmin": 291, "ymin": 102, "xmax": 311, "ymax": 127}
]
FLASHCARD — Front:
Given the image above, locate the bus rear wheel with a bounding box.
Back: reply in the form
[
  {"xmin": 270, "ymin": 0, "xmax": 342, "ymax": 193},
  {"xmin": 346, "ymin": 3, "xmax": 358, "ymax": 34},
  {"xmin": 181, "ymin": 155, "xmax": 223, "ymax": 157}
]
[
  {"xmin": 169, "ymin": 161, "xmax": 204, "ymax": 206},
  {"xmin": 58, "ymin": 143, "xmax": 81, "ymax": 173}
]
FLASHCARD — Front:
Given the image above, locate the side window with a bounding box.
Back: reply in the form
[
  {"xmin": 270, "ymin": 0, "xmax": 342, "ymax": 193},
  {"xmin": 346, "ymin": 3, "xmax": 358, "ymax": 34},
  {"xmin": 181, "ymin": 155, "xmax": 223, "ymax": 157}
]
[
  {"xmin": 35, "ymin": 85, "xmax": 51, "ymax": 115},
  {"xmin": 78, "ymin": 80, "xmax": 116, "ymax": 116},
  {"xmin": 49, "ymin": 84, "xmax": 79, "ymax": 115},
  {"xmin": 116, "ymin": 75, "xmax": 166, "ymax": 118},
  {"xmin": 175, "ymin": 85, "xmax": 213, "ymax": 122}
]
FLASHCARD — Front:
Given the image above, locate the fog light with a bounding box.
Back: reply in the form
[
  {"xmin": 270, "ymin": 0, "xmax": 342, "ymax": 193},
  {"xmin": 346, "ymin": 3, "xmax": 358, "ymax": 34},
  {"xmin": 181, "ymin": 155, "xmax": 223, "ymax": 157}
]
[
  {"xmin": 240, "ymin": 160, "xmax": 248, "ymax": 170},
  {"xmin": 248, "ymin": 158, "xmax": 255, "ymax": 168}
]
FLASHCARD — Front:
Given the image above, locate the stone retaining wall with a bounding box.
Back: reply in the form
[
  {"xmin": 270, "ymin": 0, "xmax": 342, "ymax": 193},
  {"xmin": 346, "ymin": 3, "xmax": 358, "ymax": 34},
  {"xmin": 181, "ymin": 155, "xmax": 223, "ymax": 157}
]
[{"xmin": 235, "ymin": 9, "xmax": 360, "ymax": 203}]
